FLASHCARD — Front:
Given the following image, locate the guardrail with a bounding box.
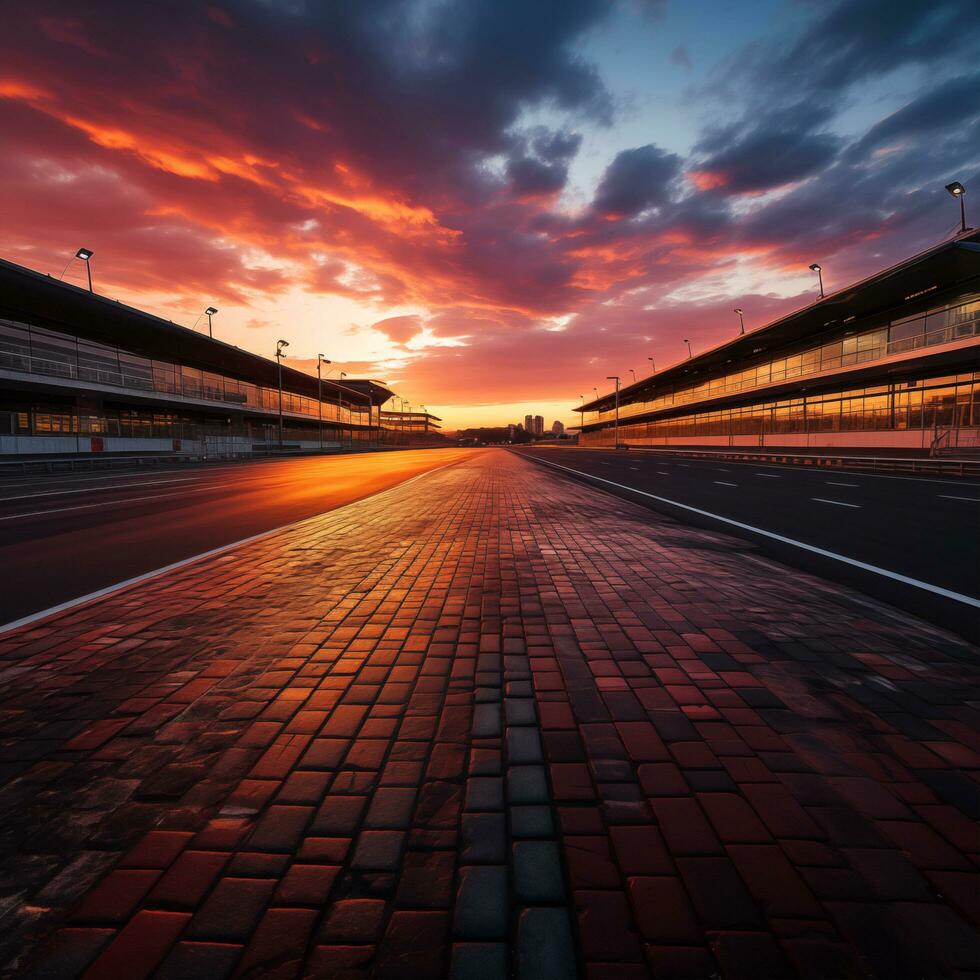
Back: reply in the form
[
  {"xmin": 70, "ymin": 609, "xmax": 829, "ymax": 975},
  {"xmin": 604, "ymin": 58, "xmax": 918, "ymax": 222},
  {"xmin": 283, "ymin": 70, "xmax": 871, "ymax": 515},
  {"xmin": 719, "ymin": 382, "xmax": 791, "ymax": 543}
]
[{"xmin": 565, "ymin": 445, "xmax": 980, "ymax": 478}]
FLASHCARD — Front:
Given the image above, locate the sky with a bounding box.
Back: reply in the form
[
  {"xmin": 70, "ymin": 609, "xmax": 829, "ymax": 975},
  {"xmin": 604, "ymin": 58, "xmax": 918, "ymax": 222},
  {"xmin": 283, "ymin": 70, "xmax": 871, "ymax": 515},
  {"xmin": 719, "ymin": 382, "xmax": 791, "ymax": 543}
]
[{"xmin": 2, "ymin": 0, "xmax": 978, "ymax": 429}]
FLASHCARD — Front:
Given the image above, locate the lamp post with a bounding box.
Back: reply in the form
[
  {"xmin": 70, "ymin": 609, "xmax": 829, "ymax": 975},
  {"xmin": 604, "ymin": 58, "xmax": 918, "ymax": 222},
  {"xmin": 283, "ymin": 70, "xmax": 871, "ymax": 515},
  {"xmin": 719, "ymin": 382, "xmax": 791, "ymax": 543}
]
[
  {"xmin": 275, "ymin": 339, "xmax": 289, "ymax": 450},
  {"xmin": 809, "ymin": 263, "xmax": 825, "ymax": 298},
  {"xmin": 945, "ymin": 181, "xmax": 967, "ymax": 233},
  {"xmin": 629, "ymin": 368, "xmax": 636, "ymax": 384},
  {"xmin": 607, "ymin": 376, "xmax": 620, "ymax": 448},
  {"xmin": 317, "ymin": 354, "xmax": 330, "ymax": 451},
  {"xmin": 647, "ymin": 356, "xmax": 656, "ymax": 374},
  {"xmin": 193, "ymin": 306, "xmax": 219, "ymax": 336},
  {"xmin": 61, "ymin": 248, "xmax": 94, "ymax": 292},
  {"xmin": 339, "ymin": 371, "xmax": 350, "ymax": 448},
  {"xmin": 734, "ymin": 308, "xmax": 745, "ymax": 335},
  {"xmin": 684, "ymin": 339, "xmax": 693, "ymax": 359},
  {"xmin": 578, "ymin": 394, "xmax": 585, "ymax": 435}
]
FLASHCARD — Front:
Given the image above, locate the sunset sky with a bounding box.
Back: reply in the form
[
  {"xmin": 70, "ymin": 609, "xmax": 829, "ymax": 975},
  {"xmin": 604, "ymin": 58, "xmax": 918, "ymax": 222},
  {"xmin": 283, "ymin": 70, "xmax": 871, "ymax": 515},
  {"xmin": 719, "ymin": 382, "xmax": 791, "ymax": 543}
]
[{"xmin": 2, "ymin": 0, "xmax": 978, "ymax": 428}]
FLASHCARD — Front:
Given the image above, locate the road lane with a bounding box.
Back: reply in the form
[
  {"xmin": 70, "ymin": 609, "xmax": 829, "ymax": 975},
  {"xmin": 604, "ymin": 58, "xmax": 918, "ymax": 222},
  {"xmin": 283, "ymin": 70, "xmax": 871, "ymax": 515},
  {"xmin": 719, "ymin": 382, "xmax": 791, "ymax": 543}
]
[
  {"xmin": 0, "ymin": 449, "xmax": 477, "ymax": 625},
  {"xmin": 515, "ymin": 446, "xmax": 980, "ymax": 640}
]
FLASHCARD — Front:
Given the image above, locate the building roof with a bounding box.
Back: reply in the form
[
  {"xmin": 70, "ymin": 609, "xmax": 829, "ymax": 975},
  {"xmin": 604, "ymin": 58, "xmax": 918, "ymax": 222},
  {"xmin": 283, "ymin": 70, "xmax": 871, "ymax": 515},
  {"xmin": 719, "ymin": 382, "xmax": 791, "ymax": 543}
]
[
  {"xmin": 0, "ymin": 256, "xmax": 396, "ymax": 406},
  {"xmin": 577, "ymin": 230, "xmax": 980, "ymax": 413}
]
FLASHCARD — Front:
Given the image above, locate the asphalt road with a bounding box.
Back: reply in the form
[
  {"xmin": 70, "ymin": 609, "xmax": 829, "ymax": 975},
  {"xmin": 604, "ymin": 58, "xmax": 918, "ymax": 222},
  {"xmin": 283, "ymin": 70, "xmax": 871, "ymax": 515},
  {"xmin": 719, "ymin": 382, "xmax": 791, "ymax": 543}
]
[
  {"xmin": 515, "ymin": 446, "xmax": 980, "ymax": 642},
  {"xmin": 0, "ymin": 449, "xmax": 475, "ymax": 628}
]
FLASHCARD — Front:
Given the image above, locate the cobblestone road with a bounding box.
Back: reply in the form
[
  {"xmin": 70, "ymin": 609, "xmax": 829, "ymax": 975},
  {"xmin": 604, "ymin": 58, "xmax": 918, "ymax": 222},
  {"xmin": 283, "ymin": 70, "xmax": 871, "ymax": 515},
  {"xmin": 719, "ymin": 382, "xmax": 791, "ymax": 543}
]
[{"xmin": 0, "ymin": 449, "xmax": 976, "ymax": 979}]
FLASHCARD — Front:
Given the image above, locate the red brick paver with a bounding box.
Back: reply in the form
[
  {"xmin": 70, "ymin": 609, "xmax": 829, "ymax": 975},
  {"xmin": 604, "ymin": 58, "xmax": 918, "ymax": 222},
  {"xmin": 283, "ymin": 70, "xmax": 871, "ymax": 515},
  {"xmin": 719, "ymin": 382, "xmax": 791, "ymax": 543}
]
[{"xmin": 0, "ymin": 449, "xmax": 977, "ymax": 978}]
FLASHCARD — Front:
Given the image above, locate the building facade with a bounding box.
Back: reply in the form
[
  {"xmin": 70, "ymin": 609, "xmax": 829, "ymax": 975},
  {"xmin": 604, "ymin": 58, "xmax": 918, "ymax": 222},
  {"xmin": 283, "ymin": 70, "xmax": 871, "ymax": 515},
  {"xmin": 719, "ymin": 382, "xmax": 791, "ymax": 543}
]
[
  {"xmin": 0, "ymin": 257, "xmax": 417, "ymax": 457},
  {"xmin": 577, "ymin": 231, "xmax": 980, "ymax": 453},
  {"xmin": 379, "ymin": 410, "xmax": 444, "ymax": 446}
]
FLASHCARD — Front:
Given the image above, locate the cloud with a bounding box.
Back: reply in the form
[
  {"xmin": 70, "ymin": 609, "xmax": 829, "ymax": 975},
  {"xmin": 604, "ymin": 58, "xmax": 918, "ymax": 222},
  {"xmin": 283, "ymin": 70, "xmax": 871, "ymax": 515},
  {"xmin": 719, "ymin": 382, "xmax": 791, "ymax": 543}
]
[
  {"xmin": 372, "ymin": 314, "xmax": 423, "ymax": 346},
  {"xmin": 670, "ymin": 46, "xmax": 691, "ymax": 71},
  {"xmin": 592, "ymin": 144, "xmax": 681, "ymax": 218},
  {"xmin": 1, "ymin": 0, "xmax": 978, "ymax": 423},
  {"xmin": 848, "ymin": 71, "xmax": 980, "ymax": 158},
  {"xmin": 751, "ymin": 0, "xmax": 979, "ymax": 101},
  {"xmin": 691, "ymin": 113, "xmax": 841, "ymax": 194}
]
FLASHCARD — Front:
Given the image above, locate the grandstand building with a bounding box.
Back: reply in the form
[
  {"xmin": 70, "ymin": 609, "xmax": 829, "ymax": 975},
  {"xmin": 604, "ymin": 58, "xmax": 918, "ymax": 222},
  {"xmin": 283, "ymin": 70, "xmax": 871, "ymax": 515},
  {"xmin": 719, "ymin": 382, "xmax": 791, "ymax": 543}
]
[
  {"xmin": 576, "ymin": 231, "xmax": 980, "ymax": 453},
  {"xmin": 0, "ymin": 256, "xmax": 433, "ymax": 457}
]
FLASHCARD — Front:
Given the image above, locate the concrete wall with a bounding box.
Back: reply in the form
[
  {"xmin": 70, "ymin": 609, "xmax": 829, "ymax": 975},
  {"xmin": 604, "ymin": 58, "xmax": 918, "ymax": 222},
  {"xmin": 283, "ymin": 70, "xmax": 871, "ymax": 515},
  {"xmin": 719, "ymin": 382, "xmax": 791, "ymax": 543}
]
[{"xmin": 0, "ymin": 434, "xmax": 346, "ymax": 457}]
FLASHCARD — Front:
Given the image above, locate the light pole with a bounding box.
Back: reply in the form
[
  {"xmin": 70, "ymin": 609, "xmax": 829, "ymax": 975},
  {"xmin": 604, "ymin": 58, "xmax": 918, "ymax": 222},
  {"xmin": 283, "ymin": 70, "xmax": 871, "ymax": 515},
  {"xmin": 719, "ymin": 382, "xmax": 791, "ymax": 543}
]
[
  {"xmin": 317, "ymin": 354, "xmax": 330, "ymax": 451},
  {"xmin": 193, "ymin": 306, "xmax": 219, "ymax": 336},
  {"xmin": 629, "ymin": 369, "xmax": 636, "ymax": 384},
  {"xmin": 647, "ymin": 356, "xmax": 656, "ymax": 374},
  {"xmin": 945, "ymin": 181, "xmax": 967, "ymax": 233},
  {"xmin": 578, "ymin": 394, "xmax": 585, "ymax": 435},
  {"xmin": 809, "ymin": 263, "xmax": 825, "ymax": 298},
  {"xmin": 684, "ymin": 339, "xmax": 693, "ymax": 359},
  {"xmin": 61, "ymin": 248, "xmax": 94, "ymax": 292},
  {"xmin": 607, "ymin": 376, "xmax": 620, "ymax": 448},
  {"xmin": 339, "ymin": 371, "xmax": 350, "ymax": 448},
  {"xmin": 275, "ymin": 339, "xmax": 289, "ymax": 450},
  {"xmin": 734, "ymin": 308, "xmax": 745, "ymax": 335}
]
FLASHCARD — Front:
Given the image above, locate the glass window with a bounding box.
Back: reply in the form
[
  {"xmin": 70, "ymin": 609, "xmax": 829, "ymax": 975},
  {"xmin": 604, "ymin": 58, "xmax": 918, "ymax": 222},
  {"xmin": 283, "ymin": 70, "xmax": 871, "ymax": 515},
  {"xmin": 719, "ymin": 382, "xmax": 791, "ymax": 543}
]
[
  {"xmin": 77, "ymin": 341, "xmax": 120, "ymax": 384},
  {"xmin": 153, "ymin": 361, "xmax": 178, "ymax": 394},
  {"xmin": 119, "ymin": 352, "xmax": 153, "ymax": 389},
  {"xmin": 29, "ymin": 327, "xmax": 77, "ymax": 378},
  {"xmin": 181, "ymin": 365, "xmax": 202, "ymax": 398},
  {"xmin": 0, "ymin": 321, "xmax": 33, "ymax": 371}
]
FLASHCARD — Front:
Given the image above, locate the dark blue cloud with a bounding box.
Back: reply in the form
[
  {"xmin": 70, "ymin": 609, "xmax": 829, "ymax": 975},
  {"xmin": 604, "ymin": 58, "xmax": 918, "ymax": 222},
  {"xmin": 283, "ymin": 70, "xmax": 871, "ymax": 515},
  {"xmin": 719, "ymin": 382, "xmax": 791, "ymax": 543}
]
[{"xmin": 593, "ymin": 144, "xmax": 681, "ymax": 217}]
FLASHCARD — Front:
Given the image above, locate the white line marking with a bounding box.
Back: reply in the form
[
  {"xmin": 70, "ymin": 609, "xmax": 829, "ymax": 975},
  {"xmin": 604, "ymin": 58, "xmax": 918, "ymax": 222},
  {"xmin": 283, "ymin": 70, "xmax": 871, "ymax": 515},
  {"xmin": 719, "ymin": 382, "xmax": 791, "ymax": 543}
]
[
  {"xmin": 938, "ymin": 494, "xmax": 980, "ymax": 502},
  {"xmin": 657, "ymin": 471, "xmax": 670, "ymax": 476},
  {"xmin": 0, "ymin": 457, "xmax": 466, "ymax": 635},
  {"xmin": 756, "ymin": 473, "xmax": 781, "ymax": 478},
  {"xmin": 826, "ymin": 481, "xmax": 859, "ymax": 488},
  {"xmin": 629, "ymin": 467, "xmax": 639, "ymax": 471},
  {"xmin": 714, "ymin": 481, "xmax": 738, "ymax": 487},
  {"xmin": 520, "ymin": 454, "xmax": 980, "ymax": 609},
  {"xmin": 0, "ymin": 484, "xmax": 237, "ymax": 521},
  {"xmin": 715, "ymin": 468, "xmax": 730, "ymax": 472},
  {"xmin": 812, "ymin": 497, "xmax": 861, "ymax": 508},
  {"xmin": 620, "ymin": 453, "xmax": 980, "ymax": 488},
  {"xmin": 0, "ymin": 477, "xmax": 201, "ymax": 503}
]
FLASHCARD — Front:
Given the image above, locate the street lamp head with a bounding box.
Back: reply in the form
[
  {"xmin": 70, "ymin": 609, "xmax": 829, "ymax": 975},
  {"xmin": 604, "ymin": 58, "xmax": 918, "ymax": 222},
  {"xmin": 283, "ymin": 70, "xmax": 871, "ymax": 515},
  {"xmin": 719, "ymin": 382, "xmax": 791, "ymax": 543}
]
[
  {"xmin": 734, "ymin": 308, "xmax": 743, "ymax": 315},
  {"xmin": 75, "ymin": 247, "xmax": 93, "ymax": 261},
  {"xmin": 945, "ymin": 181, "xmax": 965, "ymax": 198},
  {"xmin": 809, "ymin": 263, "xmax": 821, "ymax": 273},
  {"xmin": 205, "ymin": 306, "xmax": 218, "ymax": 316}
]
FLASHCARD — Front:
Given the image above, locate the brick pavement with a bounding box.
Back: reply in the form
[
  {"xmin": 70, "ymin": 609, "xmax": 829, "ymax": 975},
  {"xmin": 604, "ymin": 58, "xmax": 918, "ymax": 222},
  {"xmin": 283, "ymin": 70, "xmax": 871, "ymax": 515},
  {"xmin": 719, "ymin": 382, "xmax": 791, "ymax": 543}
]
[{"xmin": 0, "ymin": 448, "xmax": 977, "ymax": 979}]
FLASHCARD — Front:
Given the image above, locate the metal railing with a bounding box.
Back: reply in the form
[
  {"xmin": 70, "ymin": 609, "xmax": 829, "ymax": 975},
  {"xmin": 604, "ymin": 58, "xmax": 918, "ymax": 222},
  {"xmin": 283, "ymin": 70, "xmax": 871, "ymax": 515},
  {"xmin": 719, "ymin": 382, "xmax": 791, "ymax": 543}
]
[{"xmin": 565, "ymin": 444, "xmax": 980, "ymax": 478}]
